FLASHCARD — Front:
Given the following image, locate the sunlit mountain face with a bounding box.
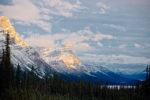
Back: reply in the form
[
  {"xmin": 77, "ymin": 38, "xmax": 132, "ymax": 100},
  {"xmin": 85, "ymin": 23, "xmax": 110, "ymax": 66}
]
[
  {"xmin": 58, "ymin": 45, "xmax": 82, "ymax": 69},
  {"xmin": 0, "ymin": 16, "xmax": 84, "ymax": 72},
  {"xmin": 59, "ymin": 54, "xmax": 81, "ymax": 69},
  {"xmin": 39, "ymin": 44, "xmax": 87, "ymax": 73},
  {"xmin": 0, "ymin": 16, "xmax": 141, "ymax": 84},
  {"xmin": 0, "ymin": 16, "xmax": 28, "ymax": 47},
  {"xmin": 0, "ymin": 0, "xmax": 150, "ymax": 98},
  {"xmin": 0, "ymin": 19, "xmax": 54, "ymax": 77},
  {"xmin": 0, "ymin": 0, "xmax": 150, "ymax": 81}
]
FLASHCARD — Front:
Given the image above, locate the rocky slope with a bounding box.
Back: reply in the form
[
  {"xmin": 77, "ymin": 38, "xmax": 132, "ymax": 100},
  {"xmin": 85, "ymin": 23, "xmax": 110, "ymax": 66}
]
[{"xmin": 0, "ymin": 16, "xmax": 138, "ymax": 84}]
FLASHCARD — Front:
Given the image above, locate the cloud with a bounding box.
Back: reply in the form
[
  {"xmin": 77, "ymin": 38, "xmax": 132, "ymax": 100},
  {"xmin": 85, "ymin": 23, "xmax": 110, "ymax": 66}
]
[
  {"xmin": 60, "ymin": 27, "xmax": 114, "ymax": 50},
  {"xmin": 96, "ymin": 2, "xmax": 109, "ymax": 9},
  {"xmin": 134, "ymin": 43, "xmax": 141, "ymax": 48},
  {"xmin": 97, "ymin": 42, "xmax": 103, "ymax": 47},
  {"xmin": 61, "ymin": 28, "xmax": 70, "ymax": 32},
  {"xmin": 24, "ymin": 27, "xmax": 114, "ymax": 52},
  {"xmin": 103, "ymin": 24, "xmax": 126, "ymax": 32},
  {"xmin": 0, "ymin": 0, "xmax": 86, "ymax": 32},
  {"xmin": 99, "ymin": 8, "xmax": 106, "ymax": 14},
  {"xmin": 73, "ymin": 43, "xmax": 93, "ymax": 52},
  {"xmin": 24, "ymin": 33, "xmax": 55, "ymax": 48},
  {"xmin": 39, "ymin": 0, "xmax": 87, "ymax": 17},
  {"xmin": 0, "ymin": 0, "xmax": 39, "ymax": 21},
  {"xmin": 96, "ymin": 2, "xmax": 110, "ymax": 14},
  {"xmin": 80, "ymin": 54, "xmax": 150, "ymax": 64},
  {"xmin": 94, "ymin": 32, "xmax": 113, "ymax": 41},
  {"xmin": 32, "ymin": 20, "xmax": 52, "ymax": 32},
  {"xmin": 119, "ymin": 44, "xmax": 127, "ymax": 50},
  {"xmin": 62, "ymin": 35, "xmax": 89, "ymax": 46},
  {"xmin": 60, "ymin": 27, "xmax": 92, "ymax": 46},
  {"xmin": 0, "ymin": 0, "xmax": 52, "ymax": 32}
]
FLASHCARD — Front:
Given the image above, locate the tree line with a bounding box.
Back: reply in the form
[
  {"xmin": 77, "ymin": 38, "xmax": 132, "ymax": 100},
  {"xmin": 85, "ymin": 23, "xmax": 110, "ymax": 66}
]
[{"xmin": 0, "ymin": 34, "xmax": 150, "ymax": 100}]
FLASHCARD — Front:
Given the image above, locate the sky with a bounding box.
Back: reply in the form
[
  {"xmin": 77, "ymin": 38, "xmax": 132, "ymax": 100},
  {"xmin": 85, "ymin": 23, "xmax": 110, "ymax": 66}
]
[{"xmin": 0, "ymin": 0, "xmax": 150, "ymax": 65}]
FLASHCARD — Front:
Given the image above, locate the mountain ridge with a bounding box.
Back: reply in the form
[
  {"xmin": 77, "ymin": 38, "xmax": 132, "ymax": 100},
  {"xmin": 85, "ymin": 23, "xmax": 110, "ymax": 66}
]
[
  {"xmin": 0, "ymin": 16, "xmax": 28, "ymax": 47},
  {"xmin": 0, "ymin": 16, "xmax": 139, "ymax": 84}
]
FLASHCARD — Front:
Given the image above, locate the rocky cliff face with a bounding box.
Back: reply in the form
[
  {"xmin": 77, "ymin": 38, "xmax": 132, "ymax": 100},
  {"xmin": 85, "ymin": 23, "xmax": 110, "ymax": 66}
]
[
  {"xmin": 0, "ymin": 16, "xmax": 137, "ymax": 84},
  {"xmin": 39, "ymin": 45, "xmax": 87, "ymax": 74},
  {"xmin": 0, "ymin": 16, "xmax": 86, "ymax": 76},
  {"xmin": 0, "ymin": 16, "xmax": 28, "ymax": 47},
  {"xmin": 0, "ymin": 16, "xmax": 53, "ymax": 77}
]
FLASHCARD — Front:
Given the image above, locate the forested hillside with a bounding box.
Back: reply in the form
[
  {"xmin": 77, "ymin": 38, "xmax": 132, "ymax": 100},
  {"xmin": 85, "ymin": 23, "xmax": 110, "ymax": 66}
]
[{"xmin": 0, "ymin": 34, "xmax": 150, "ymax": 100}]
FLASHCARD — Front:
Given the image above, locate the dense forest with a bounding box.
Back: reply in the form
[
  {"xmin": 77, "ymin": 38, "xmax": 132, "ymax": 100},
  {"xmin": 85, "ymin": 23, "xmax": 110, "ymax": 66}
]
[{"xmin": 0, "ymin": 34, "xmax": 150, "ymax": 100}]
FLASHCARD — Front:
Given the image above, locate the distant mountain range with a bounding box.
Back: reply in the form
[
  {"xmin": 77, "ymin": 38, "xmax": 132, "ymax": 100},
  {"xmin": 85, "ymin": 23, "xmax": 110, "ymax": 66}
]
[
  {"xmin": 0, "ymin": 16, "xmax": 143, "ymax": 84},
  {"xmin": 102, "ymin": 63, "xmax": 146, "ymax": 80}
]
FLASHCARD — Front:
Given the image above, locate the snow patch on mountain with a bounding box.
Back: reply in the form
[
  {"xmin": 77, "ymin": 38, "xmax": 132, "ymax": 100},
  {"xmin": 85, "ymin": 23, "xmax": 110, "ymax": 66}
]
[
  {"xmin": 39, "ymin": 45, "xmax": 87, "ymax": 74},
  {"xmin": 0, "ymin": 30, "xmax": 54, "ymax": 77}
]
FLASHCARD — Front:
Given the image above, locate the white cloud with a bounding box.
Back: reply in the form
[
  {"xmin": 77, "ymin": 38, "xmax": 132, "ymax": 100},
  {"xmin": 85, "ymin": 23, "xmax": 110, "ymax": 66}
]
[
  {"xmin": 61, "ymin": 28, "xmax": 70, "ymax": 32},
  {"xmin": 80, "ymin": 54, "xmax": 150, "ymax": 64},
  {"xmin": 99, "ymin": 8, "xmax": 106, "ymax": 14},
  {"xmin": 24, "ymin": 34, "xmax": 54, "ymax": 48},
  {"xmin": 61, "ymin": 27, "xmax": 114, "ymax": 49},
  {"xmin": 41, "ymin": 15, "xmax": 52, "ymax": 20},
  {"xmin": 56, "ymin": 27, "xmax": 92, "ymax": 47},
  {"xmin": 96, "ymin": 2, "xmax": 109, "ymax": 9},
  {"xmin": 94, "ymin": 32, "xmax": 113, "ymax": 41},
  {"xmin": 73, "ymin": 43, "xmax": 93, "ymax": 52},
  {"xmin": 39, "ymin": 0, "xmax": 87, "ymax": 17},
  {"xmin": 32, "ymin": 20, "xmax": 52, "ymax": 32},
  {"xmin": 0, "ymin": 0, "xmax": 85, "ymax": 32},
  {"xmin": 134, "ymin": 43, "xmax": 141, "ymax": 48},
  {"xmin": 119, "ymin": 44, "xmax": 126, "ymax": 50},
  {"xmin": 0, "ymin": 0, "xmax": 39, "ymax": 21},
  {"xmin": 96, "ymin": 2, "xmax": 110, "ymax": 14},
  {"xmin": 62, "ymin": 35, "xmax": 89, "ymax": 46},
  {"xmin": 103, "ymin": 24, "xmax": 126, "ymax": 32},
  {"xmin": 79, "ymin": 43, "xmax": 90, "ymax": 48},
  {"xmin": 24, "ymin": 27, "xmax": 114, "ymax": 52},
  {"xmin": 97, "ymin": 42, "xmax": 103, "ymax": 47},
  {"xmin": 0, "ymin": 0, "xmax": 52, "ymax": 32}
]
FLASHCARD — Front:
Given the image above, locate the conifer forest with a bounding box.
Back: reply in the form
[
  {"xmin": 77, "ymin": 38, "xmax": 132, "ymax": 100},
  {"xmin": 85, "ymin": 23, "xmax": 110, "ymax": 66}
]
[{"xmin": 0, "ymin": 34, "xmax": 150, "ymax": 100}]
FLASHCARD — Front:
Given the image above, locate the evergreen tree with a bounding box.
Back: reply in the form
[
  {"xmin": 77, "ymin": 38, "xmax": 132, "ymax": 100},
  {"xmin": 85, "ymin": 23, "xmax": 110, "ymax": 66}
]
[
  {"xmin": 0, "ymin": 33, "xmax": 14, "ymax": 96},
  {"xmin": 22, "ymin": 71, "xmax": 27, "ymax": 89},
  {"xmin": 0, "ymin": 49, "xmax": 5, "ymax": 66},
  {"xmin": 5, "ymin": 34, "xmax": 14, "ymax": 87},
  {"xmin": 4, "ymin": 34, "xmax": 11, "ymax": 88},
  {"xmin": 5, "ymin": 33, "xmax": 11, "ymax": 66},
  {"xmin": 28, "ymin": 66, "xmax": 36, "ymax": 88},
  {"xmin": 78, "ymin": 78, "xmax": 82, "ymax": 98},
  {"xmin": 146, "ymin": 65, "xmax": 149, "ymax": 80},
  {"xmin": 148, "ymin": 66, "xmax": 150, "ymax": 81},
  {"xmin": 16, "ymin": 64, "xmax": 21, "ymax": 88},
  {"xmin": 0, "ymin": 49, "xmax": 6, "ymax": 95},
  {"xmin": 1, "ymin": 32, "xmax": 150, "ymax": 100}
]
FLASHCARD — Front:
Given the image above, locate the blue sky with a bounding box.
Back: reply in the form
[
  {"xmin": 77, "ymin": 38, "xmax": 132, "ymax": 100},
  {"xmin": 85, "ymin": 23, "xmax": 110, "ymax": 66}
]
[{"xmin": 0, "ymin": 0, "xmax": 150, "ymax": 64}]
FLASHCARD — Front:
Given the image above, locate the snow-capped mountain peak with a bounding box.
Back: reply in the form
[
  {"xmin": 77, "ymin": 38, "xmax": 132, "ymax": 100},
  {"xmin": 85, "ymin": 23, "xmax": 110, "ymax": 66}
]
[
  {"xmin": 0, "ymin": 16, "xmax": 86, "ymax": 75},
  {"xmin": 0, "ymin": 16, "xmax": 54, "ymax": 77},
  {"xmin": 0, "ymin": 16, "xmax": 138, "ymax": 84},
  {"xmin": 39, "ymin": 44, "xmax": 87, "ymax": 73},
  {"xmin": 58, "ymin": 45, "xmax": 82, "ymax": 69},
  {"xmin": 0, "ymin": 16, "xmax": 28, "ymax": 47}
]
